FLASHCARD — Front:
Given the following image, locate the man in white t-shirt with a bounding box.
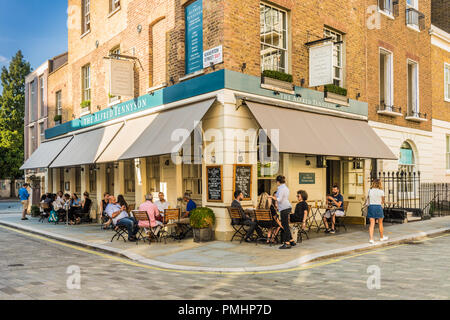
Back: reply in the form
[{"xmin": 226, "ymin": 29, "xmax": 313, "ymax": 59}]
[{"xmin": 155, "ymin": 192, "xmax": 169, "ymax": 216}]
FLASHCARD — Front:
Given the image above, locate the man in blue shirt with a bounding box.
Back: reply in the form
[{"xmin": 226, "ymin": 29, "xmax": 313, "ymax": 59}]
[
  {"xmin": 183, "ymin": 193, "xmax": 197, "ymax": 218},
  {"xmin": 323, "ymin": 185, "xmax": 345, "ymax": 234},
  {"xmin": 19, "ymin": 183, "xmax": 30, "ymax": 221}
]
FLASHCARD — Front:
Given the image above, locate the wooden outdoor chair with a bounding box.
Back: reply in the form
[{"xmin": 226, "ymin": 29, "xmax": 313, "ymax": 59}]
[
  {"xmin": 290, "ymin": 205, "xmax": 311, "ymax": 243},
  {"xmin": 131, "ymin": 210, "xmax": 153, "ymax": 245},
  {"xmin": 227, "ymin": 207, "xmax": 247, "ymax": 243},
  {"xmin": 110, "ymin": 211, "xmax": 132, "ymax": 243},
  {"xmin": 39, "ymin": 202, "xmax": 50, "ymax": 223},
  {"xmin": 159, "ymin": 208, "xmax": 181, "ymax": 244},
  {"xmin": 254, "ymin": 209, "xmax": 274, "ymax": 246},
  {"xmin": 335, "ymin": 201, "xmax": 349, "ymax": 232}
]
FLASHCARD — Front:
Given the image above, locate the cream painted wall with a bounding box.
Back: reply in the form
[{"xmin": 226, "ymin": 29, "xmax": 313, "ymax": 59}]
[
  {"xmin": 432, "ymin": 119, "xmax": 450, "ymax": 183},
  {"xmin": 369, "ymin": 121, "xmax": 434, "ymax": 182}
]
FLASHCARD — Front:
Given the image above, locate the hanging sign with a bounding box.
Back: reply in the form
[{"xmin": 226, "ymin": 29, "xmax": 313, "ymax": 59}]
[
  {"xmin": 109, "ymin": 59, "xmax": 135, "ymax": 97},
  {"xmin": 309, "ymin": 42, "xmax": 334, "ymax": 87},
  {"xmin": 185, "ymin": 0, "xmax": 203, "ymax": 74}
]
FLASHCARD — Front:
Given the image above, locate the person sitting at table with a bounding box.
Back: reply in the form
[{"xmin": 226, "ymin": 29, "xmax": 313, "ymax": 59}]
[
  {"xmin": 232, "ymin": 190, "xmax": 264, "ymax": 243},
  {"xmin": 155, "ymin": 192, "xmax": 169, "ymax": 218},
  {"xmin": 74, "ymin": 192, "xmax": 92, "ymax": 224},
  {"xmin": 323, "ymin": 185, "xmax": 345, "ymax": 234},
  {"xmin": 179, "ymin": 193, "xmax": 197, "ymax": 223},
  {"xmin": 138, "ymin": 194, "xmax": 164, "ymax": 237},
  {"xmin": 100, "ymin": 192, "xmax": 110, "ymax": 224},
  {"xmin": 52, "ymin": 193, "xmax": 66, "ymax": 220},
  {"xmin": 257, "ymin": 192, "xmax": 281, "ymax": 244},
  {"xmin": 117, "ymin": 194, "xmax": 129, "ymax": 213},
  {"xmin": 68, "ymin": 193, "xmax": 82, "ymax": 225},
  {"xmin": 106, "ymin": 195, "xmax": 139, "ymax": 242},
  {"xmin": 292, "ymin": 190, "xmax": 309, "ymax": 231}
]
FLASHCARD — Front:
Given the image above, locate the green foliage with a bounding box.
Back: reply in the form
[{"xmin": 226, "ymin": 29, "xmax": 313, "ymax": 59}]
[
  {"xmin": 190, "ymin": 207, "xmax": 216, "ymax": 229},
  {"xmin": 0, "ymin": 51, "xmax": 31, "ymax": 179},
  {"xmin": 80, "ymin": 100, "xmax": 91, "ymax": 108},
  {"xmin": 54, "ymin": 114, "xmax": 62, "ymax": 122},
  {"xmin": 324, "ymin": 84, "xmax": 348, "ymax": 97},
  {"xmin": 262, "ymin": 70, "xmax": 293, "ymax": 83}
]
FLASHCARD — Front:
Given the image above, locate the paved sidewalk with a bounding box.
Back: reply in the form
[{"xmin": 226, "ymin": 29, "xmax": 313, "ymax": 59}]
[{"xmin": 0, "ymin": 209, "xmax": 449, "ymax": 273}]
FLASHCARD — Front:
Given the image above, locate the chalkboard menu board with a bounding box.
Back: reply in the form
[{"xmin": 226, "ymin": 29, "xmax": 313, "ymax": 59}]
[
  {"xmin": 207, "ymin": 165, "xmax": 223, "ymax": 202},
  {"xmin": 234, "ymin": 165, "xmax": 252, "ymax": 201}
]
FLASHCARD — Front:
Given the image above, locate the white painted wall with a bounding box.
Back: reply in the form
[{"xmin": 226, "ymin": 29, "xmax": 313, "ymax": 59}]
[{"xmin": 432, "ymin": 119, "xmax": 450, "ymax": 183}]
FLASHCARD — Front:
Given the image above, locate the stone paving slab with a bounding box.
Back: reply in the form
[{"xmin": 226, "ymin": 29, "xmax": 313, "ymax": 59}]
[{"xmin": 1, "ymin": 208, "xmax": 450, "ymax": 273}]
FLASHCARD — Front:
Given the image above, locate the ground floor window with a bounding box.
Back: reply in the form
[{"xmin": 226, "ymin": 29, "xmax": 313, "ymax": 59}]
[
  {"xmin": 124, "ymin": 160, "xmax": 135, "ymax": 195},
  {"xmin": 446, "ymin": 135, "xmax": 450, "ymax": 170},
  {"xmin": 146, "ymin": 157, "xmax": 161, "ymax": 194},
  {"xmin": 89, "ymin": 167, "xmax": 97, "ymax": 193}
]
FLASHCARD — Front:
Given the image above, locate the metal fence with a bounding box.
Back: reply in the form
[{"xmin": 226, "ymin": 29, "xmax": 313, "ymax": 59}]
[
  {"xmin": 370, "ymin": 171, "xmax": 421, "ymax": 210},
  {"xmin": 420, "ymin": 183, "xmax": 450, "ymax": 217}
]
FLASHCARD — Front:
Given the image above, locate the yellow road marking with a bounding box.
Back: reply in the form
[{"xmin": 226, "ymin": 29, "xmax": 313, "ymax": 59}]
[{"xmin": 1, "ymin": 224, "xmax": 448, "ymax": 275}]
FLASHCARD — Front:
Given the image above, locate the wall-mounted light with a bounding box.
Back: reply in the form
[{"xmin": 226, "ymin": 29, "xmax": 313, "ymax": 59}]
[
  {"xmin": 106, "ymin": 167, "xmax": 111, "ymax": 174},
  {"xmin": 114, "ymin": 162, "xmax": 119, "ymax": 169},
  {"xmin": 295, "ymin": 93, "xmax": 302, "ymax": 98},
  {"xmin": 241, "ymin": 63, "xmax": 247, "ymax": 72},
  {"xmin": 95, "ymin": 40, "xmax": 99, "ymax": 48},
  {"xmin": 210, "ymin": 62, "xmax": 215, "ymax": 70},
  {"xmin": 169, "ymin": 77, "xmax": 175, "ymax": 85},
  {"xmin": 211, "ymin": 155, "xmax": 216, "ymax": 164},
  {"xmin": 273, "ymin": 91, "xmax": 280, "ymax": 96},
  {"xmin": 137, "ymin": 25, "xmax": 142, "ymax": 33},
  {"xmin": 300, "ymin": 78, "xmax": 305, "ymax": 87},
  {"xmin": 97, "ymin": 105, "xmax": 101, "ymax": 111},
  {"xmin": 306, "ymin": 160, "xmax": 311, "ymax": 166},
  {"xmin": 238, "ymin": 150, "xmax": 244, "ymax": 163},
  {"xmin": 65, "ymin": 169, "xmax": 69, "ymax": 173},
  {"xmin": 356, "ymin": 92, "xmax": 361, "ymax": 100},
  {"xmin": 134, "ymin": 158, "xmax": 141, "ymax": 169},
  {"xmin": 81, "ymin": 167, "xmax": 84, "ymax": 172}
]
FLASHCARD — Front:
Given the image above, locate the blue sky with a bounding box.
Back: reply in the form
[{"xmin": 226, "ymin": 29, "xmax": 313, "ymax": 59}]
[{"xmin": 0, "ymin": 0, "xmax": 68, "ymax": 92}]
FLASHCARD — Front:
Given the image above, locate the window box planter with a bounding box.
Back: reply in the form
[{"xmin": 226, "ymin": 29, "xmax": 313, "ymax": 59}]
[
  {"xmin": 261, "ymin": 70, "xmax": 294, "ymax": 94},
  {"xmin": 80, "ymin": 100, "xmax": 91, "ymax": 116},
  {"xmin": 324, "ymin": 84, "xmax": 349, "ymax": 106},
  {"xmin": 54, "ymin": 115, "xmax": 62, "ymax": 125}
]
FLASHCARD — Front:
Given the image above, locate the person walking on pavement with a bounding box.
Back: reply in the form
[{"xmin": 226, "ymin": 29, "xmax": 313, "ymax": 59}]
[
  {"xmin": 272, "ymin": 176, "xmax": 295, "ymax": 249},
  {"xmin": 367, "ymin": 179, "xmax": 388, "ymax": 245},
  {"xmin": 19, "ymin": 183, "xmax": 30, "ymax": 221}
]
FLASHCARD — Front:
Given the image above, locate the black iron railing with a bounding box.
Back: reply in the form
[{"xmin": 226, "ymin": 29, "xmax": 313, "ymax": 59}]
[
  {"xmin": 406, "ymin": 7, "xmax": 425, "ymax": 30},
  {"xmin": 378, "ymin": 104, "xmax": 402, "ymax": 114},
  {"xmin": 420, "ymin": 183, "xmax": 450, "ymax": 217}
]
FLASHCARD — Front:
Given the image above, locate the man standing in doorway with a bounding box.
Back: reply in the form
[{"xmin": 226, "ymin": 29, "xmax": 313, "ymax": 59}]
[{"xmin": 19, "ymin": 183, "xmax": 30, "ymax": 221}]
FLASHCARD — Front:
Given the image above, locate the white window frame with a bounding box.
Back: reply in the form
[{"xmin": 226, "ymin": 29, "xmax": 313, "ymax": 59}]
[
  {"xmin": 260, "ymin": 2, "xmax": 289, "ymax": 74},
  {"xmin": 445, "ymin": 63, "xmax": 450, "ymax": 102},
  {"xmin": 82, "ymin": 64, "xmax": 91, "ymax": 102},
  {"xmin": 39, "ymin": 76, "xmax": 44, "ymax": 118},
  {"xmin": 406, "ymin": 0, "xmax": 418, "ymax": 10},
  {"xmin": 446, "ymin": 135, "xmax": 450, "ymax": 171},
  {"xmin": 378, "ymin": 0, "xmax": 394, "ymax": 17},
  {"xmin": 109, "ymin": 0, "xmax": 120, "ymax": 13},
  {"xmin": 82, "ymin": 0, "xmax": 90, "ymax": 34},
  {"xmin": 56, "ymin": 90, "xmax": 62, "ymax": 116},
  {"xmin": 379, "ymin": 47, "xmax": 394, "ymax": 108},
  {"xmin": 407, "ymin": 59, "xmax": 419, "ymax": 116},
  {"xmin": 324, "ymin": 27, "xmax": 345, "ymax": 88}
]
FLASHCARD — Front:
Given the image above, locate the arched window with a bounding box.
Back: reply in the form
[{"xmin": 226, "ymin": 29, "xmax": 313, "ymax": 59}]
[{"xmin": 399, "ymin": 141, "xmax": 415, "ymax": 174}]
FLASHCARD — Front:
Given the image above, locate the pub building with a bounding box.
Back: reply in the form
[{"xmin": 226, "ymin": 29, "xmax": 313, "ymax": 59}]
[{"xmin": 21, "ymin": 69, "xmax": 396, "ymax": 240}]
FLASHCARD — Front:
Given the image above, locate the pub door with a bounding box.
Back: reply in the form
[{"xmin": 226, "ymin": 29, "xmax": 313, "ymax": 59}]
[{"xmin": 326, "ymin": 160, "xmax": 341, "ymax": 194}]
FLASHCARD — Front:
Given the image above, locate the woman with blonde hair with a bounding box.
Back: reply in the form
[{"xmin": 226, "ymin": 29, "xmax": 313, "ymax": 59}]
[
  {"xmin": 257, "ymin": 192, "xmax": 282, "ymax": 244},
  {"xmin": 367, "ymin": 179, "xmax": 388, "ymax": 244}
]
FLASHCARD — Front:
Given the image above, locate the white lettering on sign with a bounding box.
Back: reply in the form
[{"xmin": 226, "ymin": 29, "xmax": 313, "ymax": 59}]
[
  {"xmin": 203, "ymin": 45, "xmax": 223, "ymax": 69},
  {"xmin": 309, "ymin": 42, "xmax": 334, "ymax": 87}
]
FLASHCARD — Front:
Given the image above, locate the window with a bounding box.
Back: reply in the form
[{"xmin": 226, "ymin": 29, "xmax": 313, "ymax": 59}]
[
  {"xmin": 324, "ymin": 28, "xmax": 344, "ymax": 87},
  {"xmin": 260, "ymin": 3, "xmax": 288, "ymax": 73},
  {"xmin": 445, "ymin": 64, "xmax": 450, "ymax": 102},
  {"xmin": 39, "ymin": 76, "xmax": 44, "ymax": 117},
  {"xmin": 124, "ymin": 160, "xmax": 135, "ymax": 194},
  {"xmin": 109, "ymin": 47, "xmax": 121, "ymax": 103},
  {"xmin": 39, "ymin": 122, "xmax": 44, "ymax": 142},
  {"xmin": 109, "ymin": 0, "xmax": 120, "ymax": 13},
  {"xmin": 407, "ymin": 60, "xmax": 419, "ymax": 116},
  {"xmin": 89, "ymin": 168, "xmax": 97, "ymax": 193},
  {"xmin": 82, "ymin": 0, "xmax": 90, "ymax": 34},
  {"xmin": 56, "ymin": 91, "xmax": 62, "ymax": 116},
  {"xmin": 380, "ymin": 49, "xmax": 393, "ymax": 109},
  {"xmin": 447, "ymin": 136, "xmax": 450, "ymax": 170},
  {"xmin": 82, "ymin": 64, "xmax": 91, "ymax": 102},
  {"xmin": 406, "ymin": 0, "xmax": 417, "ymax": 9},
  {"xmin": 379, "ymin": 0, "xmax": 394, "ymax": 15},
  {"xmin": 30, "ymin": 80, "xmax": 36, "ymax": 121},
  {"xmin": 152, "ymin": 19, "xmax": 167, "ymax": 86}
]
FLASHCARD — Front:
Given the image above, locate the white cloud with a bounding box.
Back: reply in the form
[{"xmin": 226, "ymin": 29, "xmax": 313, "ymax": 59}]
[{"xmin": 0, "ymin": 55, "xmax": 9, "ymax": 65}]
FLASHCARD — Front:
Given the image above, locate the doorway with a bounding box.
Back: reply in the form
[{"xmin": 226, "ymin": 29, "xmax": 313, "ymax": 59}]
[{"xmin": 326, "ymin": 160, "xmax": 341, "ymax": 195}]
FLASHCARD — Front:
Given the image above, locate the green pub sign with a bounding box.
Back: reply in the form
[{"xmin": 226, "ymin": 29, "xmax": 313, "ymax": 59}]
[{"xmin": 299, "ymin": 173, "xmax": 315, "ymax": 185}]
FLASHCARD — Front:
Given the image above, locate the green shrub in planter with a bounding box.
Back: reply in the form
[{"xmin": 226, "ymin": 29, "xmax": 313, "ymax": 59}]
[
  {"xmin": 324, "ymin": 84, "xmax": 347, "ymax": 97},
  {"xmin": 31, "ymin": 205, "xmax": 40, "ymax": 217},
  {"xmin": 54, "ymin": 114, "xmax": 62, "ymax": 122},
  {"xmin": 190, "ymin": 207, "xmax": 216, "ymax": 242},
  {"xmin": 262, "ymin": 70, "xmax": 293, "ymax": 83},
  {"xmin": 190, "ymin": 207, "xmax": 216, "ymax": 229},
  {"xmin": 80, "ymin": 100, "xmax": 91, "ymax": 108}
]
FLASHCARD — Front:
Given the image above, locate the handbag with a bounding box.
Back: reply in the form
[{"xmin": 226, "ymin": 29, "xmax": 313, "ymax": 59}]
[{"xmin": 362, "ymin": 189, "xmax": 371, "ymax": 217}]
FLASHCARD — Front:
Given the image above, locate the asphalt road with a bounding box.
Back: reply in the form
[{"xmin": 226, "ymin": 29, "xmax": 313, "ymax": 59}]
[{"xmin": 0, "ymin": 224, "xmax": 449, "ymax": 300}]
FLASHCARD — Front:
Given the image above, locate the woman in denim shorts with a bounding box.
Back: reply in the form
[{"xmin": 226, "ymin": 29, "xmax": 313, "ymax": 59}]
[{"xmin": 367, "ymin": 179, "xmax": 389, "ymax": 244}]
